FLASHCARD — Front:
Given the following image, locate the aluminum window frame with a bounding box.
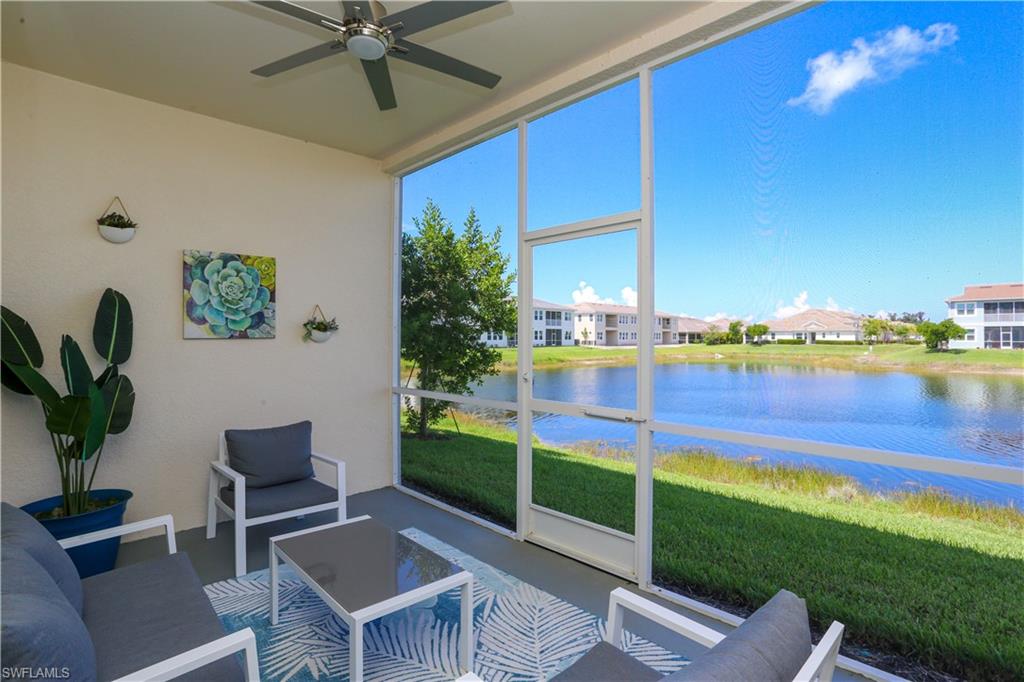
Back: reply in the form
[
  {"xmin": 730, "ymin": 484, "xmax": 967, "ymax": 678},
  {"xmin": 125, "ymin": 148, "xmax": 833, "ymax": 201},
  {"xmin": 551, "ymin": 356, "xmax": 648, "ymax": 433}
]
[{"xmin": 389, "ymin": 4, "xmax": 1023, "ymax": 678}]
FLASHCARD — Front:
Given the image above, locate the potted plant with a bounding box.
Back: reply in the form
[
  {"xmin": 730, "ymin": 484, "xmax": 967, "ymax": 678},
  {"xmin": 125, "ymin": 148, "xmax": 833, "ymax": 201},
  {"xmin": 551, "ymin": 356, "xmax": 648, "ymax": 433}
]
[
  {"xmin": 1, "ymin": 288, "xmax": 136, "ymax": 577},
  {"xmin": 96, "ymin": 197, "xmax": 137, "ymax": 243},
  {"xmin": 97, "ymin": 211, "xmax": 137, "ymax": 243},
  {"xmin": 303, "ymin": 306, "xmax": 338, "ymax": 343}
]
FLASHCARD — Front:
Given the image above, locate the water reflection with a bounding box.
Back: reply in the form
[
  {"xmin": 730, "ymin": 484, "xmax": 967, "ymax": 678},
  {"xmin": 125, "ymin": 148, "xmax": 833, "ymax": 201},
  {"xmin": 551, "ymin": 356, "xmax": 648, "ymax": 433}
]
[{"xmin": 470, "ymin": 362, "xmax": 1023, "ymax": 504}]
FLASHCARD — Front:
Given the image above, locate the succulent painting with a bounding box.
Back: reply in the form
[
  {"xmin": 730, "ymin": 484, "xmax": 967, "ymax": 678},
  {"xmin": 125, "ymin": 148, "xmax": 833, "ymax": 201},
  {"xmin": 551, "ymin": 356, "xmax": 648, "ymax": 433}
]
[{"xmin": 183, "ymin": 250, "xmax": 276, "ymax": 339}]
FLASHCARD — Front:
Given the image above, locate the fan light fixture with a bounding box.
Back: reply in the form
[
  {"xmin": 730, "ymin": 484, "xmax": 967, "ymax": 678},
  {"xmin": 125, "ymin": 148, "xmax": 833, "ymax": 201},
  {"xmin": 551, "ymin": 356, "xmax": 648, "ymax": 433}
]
[{"xmin": 346, "ymin": 32, "xmax": 387, "ymax": 61}]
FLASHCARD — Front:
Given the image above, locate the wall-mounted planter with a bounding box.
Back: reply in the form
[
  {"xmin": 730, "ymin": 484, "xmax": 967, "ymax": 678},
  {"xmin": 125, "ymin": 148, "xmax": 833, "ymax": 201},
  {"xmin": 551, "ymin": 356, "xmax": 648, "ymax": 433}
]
[
  {"xmin": 309, "ymin": 329, "xmax": 334, "ymax": 343},
  {"xmin": 303, "ymin": 304, "xmax": 338, "ymax": 343},
  {"xmin": 97, "ymin": 196, "xmax": 137, "ymax": 244},
  {"xmin": 98, "ymin": 225, "xmax": 136, "ymax": 243}
]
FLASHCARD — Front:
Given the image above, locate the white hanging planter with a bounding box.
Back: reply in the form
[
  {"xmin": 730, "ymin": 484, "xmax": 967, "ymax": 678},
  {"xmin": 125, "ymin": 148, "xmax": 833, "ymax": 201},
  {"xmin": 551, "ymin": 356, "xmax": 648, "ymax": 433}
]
[
  {"xmin": 303, "ymin": 305, "xmax": 339, "ymax": 343},
  {"xmin": 98, "ymin": 225, "xmax": 136, "ymax": 243},
  {"xmin": 309, "ymin": 329, "xmax": 334, "ymax": 343},
  {"xmin": 96, "ymin": 196, "xmax": 137, "ymax": 244}
]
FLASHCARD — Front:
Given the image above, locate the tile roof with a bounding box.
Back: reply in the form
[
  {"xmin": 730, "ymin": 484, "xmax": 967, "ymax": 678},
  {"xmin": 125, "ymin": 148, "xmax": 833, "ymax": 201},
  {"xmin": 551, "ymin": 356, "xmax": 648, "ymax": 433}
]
[
  {"xmin": 571, "ymin": 302, "xmax": 641, "ymax": 314},
  {"xmin": 677, "ymin": 316, "xmax": 717, "ymax": 332},
  {"xmin": 763, "ymin": 309, "xmax": 863, "ymax": 332},
  {"xmin": 532, "ymin": 298, "xmax": 574, "ymax": 311},
  {"xmin": 946, "ymin": 283, "xmax": 1024, "ymax": 302}
]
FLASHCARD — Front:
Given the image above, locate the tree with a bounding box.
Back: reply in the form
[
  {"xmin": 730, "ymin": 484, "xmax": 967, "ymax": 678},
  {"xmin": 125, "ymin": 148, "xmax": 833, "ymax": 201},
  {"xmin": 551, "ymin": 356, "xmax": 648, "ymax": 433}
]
[
  {"xmin": 580, "ymin": 327, "xmax": 590, "ymax": 345},
  {"xmin": 861, "ymin": 317, "xmax": 890, "ymax": 344},
  {"xmin": 916, "ymin": 319, "xmax": 967, "ymax": 351},
  {"xmin": 401, "ymin": 200, "xmax": 516, "ymax": 437},
  {"xmin": 746, "ymin": 323, "xmax": 769, "ymax": 344},
  {"xmin": 726, "ymin": 320, "xmax": 745, "ymax": 344},
  {"xmin": 891, "ymin": 321, "xmax": 917, "ymax": 343},
  {"xmin": 889, "ymin": 311, "xmax": 926, "ymax": 324},
  {"xmin": 703, "ymin": 325, "xmax": 728, "ymax": 345}
]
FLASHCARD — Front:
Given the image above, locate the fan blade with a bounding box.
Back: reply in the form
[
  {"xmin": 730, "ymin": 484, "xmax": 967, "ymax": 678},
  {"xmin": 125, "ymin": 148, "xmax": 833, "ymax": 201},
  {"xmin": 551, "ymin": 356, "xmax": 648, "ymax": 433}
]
[
  {"xmin": 381, "ymin": 1, "xmax": 504, "ymax": 37},
  {"xmin": 252, "ymin": 40, "xmax": 346, "ymax": 77},
  {"xmin": 391, "ymin": 39, "xmax": 500, "ymax": 88},
  {"xmin": 361, "ymin": 57, "xmax": 397, "ymax": 110},
  {"xmin": 253, "ymin": 1, "xmax": 344, "ymax": 31}
]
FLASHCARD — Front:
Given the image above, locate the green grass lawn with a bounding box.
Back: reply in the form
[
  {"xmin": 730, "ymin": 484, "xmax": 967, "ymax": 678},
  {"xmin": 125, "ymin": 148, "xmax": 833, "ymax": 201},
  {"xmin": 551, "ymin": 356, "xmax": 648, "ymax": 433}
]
[
  {"xmin": 401, "ymin": 414, "xmax": 1024, "ymax": 681},
  {"xmin": 490, "ymin": 343, "xmax": 1024, "ymax": 374}
]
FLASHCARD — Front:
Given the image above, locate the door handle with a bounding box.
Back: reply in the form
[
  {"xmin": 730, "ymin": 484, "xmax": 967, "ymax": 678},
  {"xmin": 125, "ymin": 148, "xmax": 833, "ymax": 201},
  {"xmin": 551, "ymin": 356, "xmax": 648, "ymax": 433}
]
[{"xmin": 582, "ymin": 410, "xmax": 647, "ymax": 424}]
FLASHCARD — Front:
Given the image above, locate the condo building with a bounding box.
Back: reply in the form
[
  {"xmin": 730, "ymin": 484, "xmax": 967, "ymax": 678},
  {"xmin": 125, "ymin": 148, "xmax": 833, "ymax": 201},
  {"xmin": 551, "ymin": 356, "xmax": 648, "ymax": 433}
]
[
  {"xmin": 946, "ymin": 283, "xmax": 1024, "ymax": 349},
  {"xmin": 481, "ymin": 299, "xmax": 575, "ymax": 347},
  {"xmin": 571, "ymin": 304, "xmax": 712, "ymax": 346}
]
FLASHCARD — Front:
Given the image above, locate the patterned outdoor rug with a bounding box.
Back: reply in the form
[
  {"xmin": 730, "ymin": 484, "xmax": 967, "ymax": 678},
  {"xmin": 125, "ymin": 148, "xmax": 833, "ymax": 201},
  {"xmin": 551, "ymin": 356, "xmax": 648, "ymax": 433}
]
[{"xmin": 204, "ymin": 528, "xmax": 687, "ymax": 681}]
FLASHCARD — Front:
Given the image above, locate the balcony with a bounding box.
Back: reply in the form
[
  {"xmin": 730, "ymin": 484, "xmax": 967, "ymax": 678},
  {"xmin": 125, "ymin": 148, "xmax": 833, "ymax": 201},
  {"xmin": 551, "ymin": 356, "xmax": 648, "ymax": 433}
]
[{"xmin": 983, "ymin": 313, "xmax": 1024, "ymax": 323}]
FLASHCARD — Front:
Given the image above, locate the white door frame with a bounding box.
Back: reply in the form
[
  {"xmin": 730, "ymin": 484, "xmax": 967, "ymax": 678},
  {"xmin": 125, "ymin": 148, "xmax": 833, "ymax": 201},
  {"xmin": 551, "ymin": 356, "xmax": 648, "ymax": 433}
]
[{"xmin": 514, "ymin": 68, "xmax": 656, "ymax": 581}]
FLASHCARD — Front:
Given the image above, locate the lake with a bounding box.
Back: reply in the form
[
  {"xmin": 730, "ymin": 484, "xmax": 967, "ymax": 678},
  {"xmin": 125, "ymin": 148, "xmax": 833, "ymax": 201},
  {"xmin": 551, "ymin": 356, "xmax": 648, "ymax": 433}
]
[{"xmin": 468, "ymin": 362, "xmax": 1024, "ymax": 506}]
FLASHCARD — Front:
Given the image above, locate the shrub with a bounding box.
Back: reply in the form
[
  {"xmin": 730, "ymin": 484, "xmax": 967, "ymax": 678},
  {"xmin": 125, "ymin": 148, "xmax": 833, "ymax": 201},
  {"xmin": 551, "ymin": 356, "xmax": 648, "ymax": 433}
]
[
  {"xmin": 775, "ymin": 338, "xmax": 806, "ymax": 345},
  {"xmin": 813, "ymin": 340, "xmax": 864, "ymax": 346}
]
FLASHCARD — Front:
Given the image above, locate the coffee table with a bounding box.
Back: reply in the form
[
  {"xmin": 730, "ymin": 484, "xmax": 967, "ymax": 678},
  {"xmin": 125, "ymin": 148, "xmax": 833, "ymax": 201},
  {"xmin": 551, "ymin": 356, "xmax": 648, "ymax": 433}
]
[{"xmin": 269, "ymin": 515, "xmax": 474, "ymax": 681}]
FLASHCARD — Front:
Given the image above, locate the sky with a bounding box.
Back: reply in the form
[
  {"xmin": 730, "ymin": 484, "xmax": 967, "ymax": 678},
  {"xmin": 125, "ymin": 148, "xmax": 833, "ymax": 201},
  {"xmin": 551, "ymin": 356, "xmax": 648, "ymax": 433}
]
[{"xmin": 401, "ymin": 2, "xmax": 1024, "ymax": 323}]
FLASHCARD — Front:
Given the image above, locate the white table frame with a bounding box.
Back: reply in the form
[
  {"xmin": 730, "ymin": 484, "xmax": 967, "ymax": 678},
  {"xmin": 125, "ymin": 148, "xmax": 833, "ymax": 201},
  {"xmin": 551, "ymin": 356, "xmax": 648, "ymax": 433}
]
[{"xmin": 269, "ymin": 515, "xmax": 474, "ymax": 682}]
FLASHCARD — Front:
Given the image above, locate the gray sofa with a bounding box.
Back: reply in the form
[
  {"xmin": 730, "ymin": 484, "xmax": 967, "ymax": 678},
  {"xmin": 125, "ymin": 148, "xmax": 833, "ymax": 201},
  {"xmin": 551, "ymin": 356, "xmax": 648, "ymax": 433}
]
[
  {"xmin": 1, "ymin": 502, "xmax": 256, "ymax": 681},
  {"xmin": 554, "ymin": 588, "xmax": 844, "ymax": 682}
]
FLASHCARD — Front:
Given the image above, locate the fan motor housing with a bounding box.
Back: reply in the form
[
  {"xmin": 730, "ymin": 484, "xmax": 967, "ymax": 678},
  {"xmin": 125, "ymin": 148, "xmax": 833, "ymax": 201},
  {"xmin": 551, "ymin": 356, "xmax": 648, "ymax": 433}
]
[{"xmin": 343, "ymin": 23, "xmax": 393, "ymax": 61}]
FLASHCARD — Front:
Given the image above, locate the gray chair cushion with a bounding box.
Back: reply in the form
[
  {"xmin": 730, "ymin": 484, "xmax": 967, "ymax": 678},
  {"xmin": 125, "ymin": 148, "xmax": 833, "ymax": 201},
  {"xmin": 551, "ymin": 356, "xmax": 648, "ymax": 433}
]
[
  {"xmin": 551, "ymin": 641, "xmax": 661, "ymax": 682},
  {"xmin": 220, "ymin": 476, "xmax": 338, "ymax": 518},
  {"xmin": 224, "ymin": 420, "xmax": 314, "ymax": 488},
  {"xmin": 665, "ymin": 589, "xmax": 812, "ymax": 682},
  {"xmin": 1, "ymin": 502, "xmax": 84, "ymax": 614},
  {"xmin": 1, "ymin": 549, "xmax": 97, "ymax": 682},
  {"xmin": 82, "ymin": 551, "xmax": 243, "ymax": 682}
]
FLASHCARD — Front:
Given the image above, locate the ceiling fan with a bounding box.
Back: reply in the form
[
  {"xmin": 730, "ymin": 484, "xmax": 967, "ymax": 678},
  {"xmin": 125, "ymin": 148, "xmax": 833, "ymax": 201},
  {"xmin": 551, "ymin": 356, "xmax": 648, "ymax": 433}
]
[{"xmin": 250, "ymin": 0, "xmax": 505, "ymax": 110}]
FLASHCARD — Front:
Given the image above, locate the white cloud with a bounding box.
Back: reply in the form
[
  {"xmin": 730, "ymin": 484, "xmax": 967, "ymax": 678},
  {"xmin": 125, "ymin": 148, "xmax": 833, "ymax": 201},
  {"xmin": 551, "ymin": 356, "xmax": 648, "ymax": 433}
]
[
  {"xmin": 620, "ymin": 286, "xmax": 638, "ymax": 307},
  {"xmin": 788, "ymin": 23, "xmax": 958, "ymax": 114},
  {"xmin": 774, "ymin": 291, "xmax": 860, "ymax": 318},
  {"xmin": 774, "ymin": 291, "xmax": 811, "ymax": 319},
  {"xmin": 571, "ymin": 281, "xmax": 614, "ymax": 305}
]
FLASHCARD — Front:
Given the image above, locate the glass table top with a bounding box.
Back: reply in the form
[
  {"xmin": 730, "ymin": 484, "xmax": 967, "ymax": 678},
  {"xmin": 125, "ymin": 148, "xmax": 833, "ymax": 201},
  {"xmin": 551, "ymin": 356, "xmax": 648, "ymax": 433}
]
[{"xmin": 274, "ymin": 518, "xmax": 464, "ymax": 613}]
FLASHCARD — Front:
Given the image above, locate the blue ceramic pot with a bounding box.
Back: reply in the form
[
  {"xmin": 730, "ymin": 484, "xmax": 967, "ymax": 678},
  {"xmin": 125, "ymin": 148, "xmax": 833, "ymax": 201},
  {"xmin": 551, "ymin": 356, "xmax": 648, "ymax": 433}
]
[{"xmin": 21, "ymin": 489, "xmax": 133, "ymax": 578}]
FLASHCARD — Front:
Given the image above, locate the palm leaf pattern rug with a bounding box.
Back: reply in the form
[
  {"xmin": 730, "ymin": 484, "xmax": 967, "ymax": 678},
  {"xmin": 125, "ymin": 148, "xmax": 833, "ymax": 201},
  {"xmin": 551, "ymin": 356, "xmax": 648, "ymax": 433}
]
[{"xmin": 204, "ymin": 528, "xmax": 687, "ymax": 681}]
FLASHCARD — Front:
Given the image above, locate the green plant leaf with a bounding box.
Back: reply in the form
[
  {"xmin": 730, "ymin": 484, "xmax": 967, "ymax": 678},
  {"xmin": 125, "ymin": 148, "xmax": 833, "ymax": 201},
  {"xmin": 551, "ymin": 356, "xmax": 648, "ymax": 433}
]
[
  {"xmin": 2, "ymin": 362, "xmax": 60, "ymax": 409},
  {"xmin": 1, "ymin": 306, "xmax": 43, "ymax": 367},
  {"xmin": 60, "ymin": 336, "xmax": 93, "ymax": 397},
  {"xmin": 2, "ymin": 363, "xmax": 33, "ymax": 394},
  {"xmin": 94, "ymin": 364, "xmax": 118, "ymax": 389},
  {"xmin": 45, "ymin": 395, "xmax": 91, "ymax": 440},
  {"xmin": 93, "ymin": 288, "xmax": 133, "ymax": 366},
  {"xmin": 81, "ymin": 384, "xmax": 108, "ymax": 460},
  {"xmin": 101, "ymin": 374, "xmax": 135, "ymax": 435}
]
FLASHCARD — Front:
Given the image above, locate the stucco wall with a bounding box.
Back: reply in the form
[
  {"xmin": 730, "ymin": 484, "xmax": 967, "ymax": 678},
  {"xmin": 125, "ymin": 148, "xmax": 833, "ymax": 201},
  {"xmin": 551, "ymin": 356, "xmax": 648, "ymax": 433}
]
[{"xmin": 1, "ymin": 63, "xmax": 394, "ymax": 532}]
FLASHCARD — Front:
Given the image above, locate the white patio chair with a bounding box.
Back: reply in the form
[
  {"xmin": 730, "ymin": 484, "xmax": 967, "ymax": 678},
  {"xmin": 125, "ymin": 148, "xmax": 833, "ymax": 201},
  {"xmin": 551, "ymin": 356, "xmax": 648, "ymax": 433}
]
[
  {"xmin": 206, "ymin": 423, "xmax": 346, "ymax": 577},
  {"xmin": 554, "ymin": 587, "xmax": 844, "ymax": 682}
]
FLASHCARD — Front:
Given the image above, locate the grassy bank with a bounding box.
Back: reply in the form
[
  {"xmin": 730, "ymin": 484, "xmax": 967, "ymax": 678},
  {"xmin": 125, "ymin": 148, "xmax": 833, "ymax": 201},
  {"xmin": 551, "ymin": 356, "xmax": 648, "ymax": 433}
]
[
  {"xmin": 401, "ymin": 413, "xmax": 1024, "ymax": 680},
  {"xmin": 489, "ymin": 343, "xmax": 1024, "ymax": 374}
]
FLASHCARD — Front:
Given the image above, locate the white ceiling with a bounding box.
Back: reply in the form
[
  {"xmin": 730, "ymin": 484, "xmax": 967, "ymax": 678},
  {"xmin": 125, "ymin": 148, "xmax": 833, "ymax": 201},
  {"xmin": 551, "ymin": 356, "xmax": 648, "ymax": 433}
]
[{"xmin": 2, "ymin": 1, "xmax": 708, "ymax": 159}]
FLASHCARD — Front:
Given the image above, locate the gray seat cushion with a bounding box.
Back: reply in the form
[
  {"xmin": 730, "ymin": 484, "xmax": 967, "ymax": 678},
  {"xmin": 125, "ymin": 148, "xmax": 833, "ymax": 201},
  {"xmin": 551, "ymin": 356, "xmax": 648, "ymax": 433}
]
[
  {"xmin": 1, "ymin": 549, "xmax": 97, "ymax": 682},
  {"xmin": 551, "ymin": 641, "xmax": 661, "ymax": 682},
  {"xmin": 225, "ymin": 420, "xmax": 314, "ymax": 488},
  {"xmin": 82, "ymin": 551, "xmax": 243, "ymax": 682},
  {"xmin": 665, "ymin": 590, "xmax": 812, "ymax": 682},
  {"xmin": 1, "ymin": 502, "xmax": 84, "ymax": 614},
  {"xmin": 220, "ymin": 476, "xmax": 338, "ymax": 518}
]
